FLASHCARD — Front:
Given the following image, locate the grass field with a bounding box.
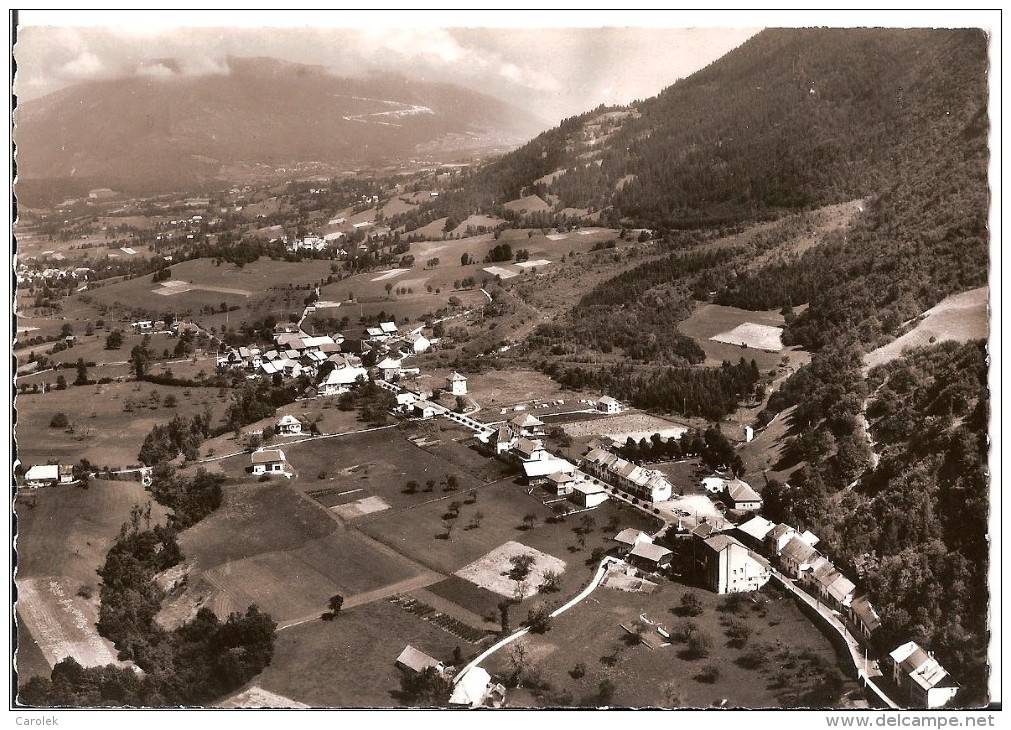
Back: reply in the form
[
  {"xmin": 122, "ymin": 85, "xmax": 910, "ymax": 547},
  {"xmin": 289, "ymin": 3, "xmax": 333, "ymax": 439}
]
[
  {"xmin": 16, "ymin": 378, "xmax": 230, "ymax": 469},
  {"xmin": 560, "ymin": 411, "xmax": 689, "ymax": 443},
  {"xmin": 678, "ymin": 303, "xmax": 811, "ymax": 372},
  {"xmin": 254, "ymin": 600, "xmax": 464, "ymax": 707},
  {"xmin": 482, "ymin": 581, "xmax": 860, "ymax": 708},
  {"xmin": 863, "ymin": 286, "xmax": 988, "ymax": 372},
  {"xmin": 15, "ymin": 479, "xmax": 167, "ymax": 684}
]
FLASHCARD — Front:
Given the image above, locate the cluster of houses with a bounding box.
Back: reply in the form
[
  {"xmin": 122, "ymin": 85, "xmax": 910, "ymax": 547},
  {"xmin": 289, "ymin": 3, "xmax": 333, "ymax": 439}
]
[
  {"xmin": 730, "ymin": 514, "xmax": 958, "ymax": 708},
  {"xmin": 580, "ymin": 448, "xmax": 674, "ymax": 503}
]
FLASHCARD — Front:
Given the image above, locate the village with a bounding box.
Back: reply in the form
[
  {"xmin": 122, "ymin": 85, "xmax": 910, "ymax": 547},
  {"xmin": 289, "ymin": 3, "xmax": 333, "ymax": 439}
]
[{"xmin": 16, "ymin": 299, "xmax": 958, "ymax": 710}]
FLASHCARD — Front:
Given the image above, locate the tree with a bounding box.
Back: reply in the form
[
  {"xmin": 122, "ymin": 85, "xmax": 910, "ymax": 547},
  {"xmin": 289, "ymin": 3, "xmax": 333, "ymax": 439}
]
[
  {"xmin": 55, "ymin": 375, "xmax": 67, "ymax": 390},
  {"xmin": 521, "ymin": 512, "xmax": 537, "ymax": 530},
  {"xmin": 597, "ymin": 679, "xmax": 616, "ymax": 705},
  {"xmin": 538, "ymin": 570, "xmax": 561, "ymax": 594},
  {"xmin": 468, "ymin": 511, "xmax": 484, "ymax": 530},
  {"xmin": 49, "ymin": 413, "xmax": 69, "ymax": 428},
  {"xmin": 446, "ymin": 475, "xmax": 459, "ymax": 491},
  {"xmin": 322, "ymin": 594, "xmax": 344, "ymax": 621},
  {"xmin": 685, "ymin": 630, "xmax": 712, "ymax": 659},
  {"xmin": 105, "ymin": 330, "xmax": 124, "ymax": 350},
  {"xmin": 130, "ymin": 345, "xmax": 150, "ymax": 379},
  {"xmin": 527, "ymin": 604, "xmax": 553, "ymax": 634},
  {"xmin": 679, "ymin": 591, "xmax": 704, "ymax": 617},
  {"xmin": 74, "ymin": 358, "xmax": 89, "ymax": 385},
  {"xmin": 508, "ymin": 553, "xmax": 535, "ymax": 583},
  {"xmin": 399, "ymin": 666, "xmax": 452, "ymax": 707}
]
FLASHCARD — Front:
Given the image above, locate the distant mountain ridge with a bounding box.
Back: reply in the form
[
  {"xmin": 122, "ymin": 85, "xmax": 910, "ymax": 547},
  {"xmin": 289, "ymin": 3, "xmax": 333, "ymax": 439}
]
[{"xmin": 14, "ymin": 56, "xmax": 547, "ymax": 200}]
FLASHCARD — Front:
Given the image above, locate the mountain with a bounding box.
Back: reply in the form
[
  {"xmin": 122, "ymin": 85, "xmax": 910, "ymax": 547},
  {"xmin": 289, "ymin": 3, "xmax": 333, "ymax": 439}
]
[
  {"xmin": 13, "ymin": 57, "xmax": 547, "ymax": 201},
  {"xmin": 407, "ymin": 28, "xmax": 987, "ymax": 229}
]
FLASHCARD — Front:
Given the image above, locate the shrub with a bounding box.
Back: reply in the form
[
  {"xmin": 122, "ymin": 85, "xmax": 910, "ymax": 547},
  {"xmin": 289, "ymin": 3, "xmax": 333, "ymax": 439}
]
[
  {"xmin": 49, "ymin": 413, "xmax": 70, "ymax": 428},
  {"xmin": 679, "ymin": 591, "xmax": 704, "ymax": 617},
  {"xmin": 695, "ymin": 664, "xmax": 720, "ymax": 683}
]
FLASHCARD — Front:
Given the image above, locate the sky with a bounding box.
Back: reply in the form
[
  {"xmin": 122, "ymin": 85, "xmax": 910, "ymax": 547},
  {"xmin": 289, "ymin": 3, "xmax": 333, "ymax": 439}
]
[{"xmin": 13, "ymin": 11, "xmax": 761, "ymax": 125}]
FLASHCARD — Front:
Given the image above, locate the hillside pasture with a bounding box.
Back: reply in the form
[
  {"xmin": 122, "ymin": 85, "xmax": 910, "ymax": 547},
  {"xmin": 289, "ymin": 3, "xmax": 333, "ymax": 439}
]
[
  {"xmin": 253, "ymin": 600, "xmax": 463, "ymax": 707},
  {"xmin": 15, "ymin": 380, "xmax": 229, "ymax": 469},
  {"xmin": 678, "ymin": 303, "xmax": 810, "ymax": 371},
  {"xmin": 863, "ymin": 286, "xmax": 988, "ymax": 372}
]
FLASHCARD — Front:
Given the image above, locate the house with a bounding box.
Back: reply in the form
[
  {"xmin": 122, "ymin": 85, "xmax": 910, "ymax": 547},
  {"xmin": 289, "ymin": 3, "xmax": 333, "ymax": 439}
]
[
  {"xmin": 58, "ymin": 465, "xmax": 74, "ymax": 484},
  {"xmin": 447, "ymin": 371, "xmax": 468, "ymax": 396},
  {"xmin": 848, "ymin": 594, "xmax": 882, "ymax": 638},
  {"xmin": 251, "ymin": 448, "xmax": 292, "ymax": 477},
  {"xmin": 522, "ymin": 456, "xmax": 576, "ymax": 485},
  {"xmin": 413, "ymin": 400, "xmax": 440, "ymax": 419},
  {"xmin": 691, "ymin": 522, "xmax": 722, "ymax": 541},
  {"xmin": 722, "ymin": 478, "xmax": 763, "ymax": 511},
  {"xmin": 580, "ymin": 448, "xmax": 673, "ymax": 503},
  {"xmin": 508, "ymin": 413, "xmax": 544, "ymax": 437},
  {"xmin": 546, "ymin": 471, "xmax": 578, "ymax": 496},
  {"xmin": 377, "ymin": 357, "xmax": 402, "ymax": 381},
  {"xmin": 275, "ymin": 414, "xmax": 303, "ymax": 436},
  {"xmin": 448, "ymin": 667, "xmax": 506, "ymax": 708},
  {"xmin": 628, "ymin": 542, "xmax": 673, "ymax": 571},
  {"xmin": 570, "ymin": 481, "xmax": 609, "ymax": 509},
  {"xmin": 809, "ymin": 561, "xmax": 856, "ymax": 609},
  {"xmin": 380, "ymin": 321, "xmax": 399, "ymax": 337},
  {"xmin": 778, "ymin": 536, "xmax": 822, "ymax": 579},
  {"xmin": 889, "ymin": 641, "xmax": 960, "ymax": 709},
  {"xmin": 395, "ymin": 645, "xmax": 445, "ymax": 676},
  {"xmin": 733, "ymin": 515, "xmax": 776, "ymax": 551},
  {"xmin": 764, "ymin": 523, "xmax": 799, "ymax": 556},
  {"xmin": 494, "ymin": 425, "xmax": 517, "ymax": 455},
  {"xmin": 318, "ymin": 365, "xmax": 368, "ymax": 396},
  {"xmin": 24, "ymin": 464, "xmax": 60, "ymax": 487},
  {"xmin": 405, "ymin": 331, "xmax": 432, "ymax": 353},
  {"xmin": 596, "ymin": 396, "xmax": 621, "ymax": 414},
  {"xmin": 697, "ymin": 534, "xmax": 772, "ymax": 594},
  {"xmin": 132, "ymin": 320, "xmax": 154, "ymax": 332}
]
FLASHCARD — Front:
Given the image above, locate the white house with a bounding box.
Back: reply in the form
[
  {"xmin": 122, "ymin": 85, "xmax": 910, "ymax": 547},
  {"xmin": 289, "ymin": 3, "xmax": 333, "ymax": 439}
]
[
  {"xmin": 447, "ymin": 371, "xmax": 468, "ymax": 396},
  {"xmin": 722, "ymin": 478, "xmax": 763, "ymax": 511},
  {"xmin": 889, "ymin": 641, "xmax": 960, "ymax": 709},
  {"xmin": 251, "ymin": 448, "xmax": 292, "ymax": 477},
  {"xmin": 449, "ymin": 667, "xmax": 505, "ymax": 708},
  {"xmin": 596, "ymin": 396, "xmax": 621, "ymax": 414},
  {"xmin": 319, "ymin": 365, "xmax": 368, "ymax": 396},
  {"xmin": 275, "ymin": 414, "xmax": 303, "ymax": 436},
  {"xmin": 377, "ymin": 357, "xmax": 402, "ymax": 381},
  {"xmin": 413, "ymin": 400, "xmax": 440, "ymax": 419},
  {"xmin": 698, "ymin": 534, "xmax": 772, "ymax": 594},
  {"xmin": 580, "ymin": 448, "xmax": 673, "ymax": 503},
  {"xmin": 570, "ymin": 481, "xmax": 609, "ymax": 509}
]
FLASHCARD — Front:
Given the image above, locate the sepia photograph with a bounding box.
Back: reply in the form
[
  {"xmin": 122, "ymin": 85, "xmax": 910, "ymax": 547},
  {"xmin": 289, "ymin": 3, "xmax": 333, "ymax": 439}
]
[{"xmin": 7, "ymin": 9, "xmax": 999, "ymax": 717}]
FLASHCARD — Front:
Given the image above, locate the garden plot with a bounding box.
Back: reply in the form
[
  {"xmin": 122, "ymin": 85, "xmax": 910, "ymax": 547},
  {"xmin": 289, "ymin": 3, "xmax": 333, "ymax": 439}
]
[
  {"xmin": 330, "ymin": 495, "xmax": 391, "ymax": 520},
  {"xmin": 710, "ymin": 322, "xmax": 784, "ymax": 351},
  {"xmin": 483, "ymin": 266, "xmax": 518, "ymax": 279},
  {"xmin": 455, "ymin": 541, "xmax": 565, "ymax": 599},
  {"xmin": 515, "ymin": 259, "xmax": 551, "ymax": 268},
  {"xmin": 17, "ymin": 577, "xmax": 122, "ymax": 669}
]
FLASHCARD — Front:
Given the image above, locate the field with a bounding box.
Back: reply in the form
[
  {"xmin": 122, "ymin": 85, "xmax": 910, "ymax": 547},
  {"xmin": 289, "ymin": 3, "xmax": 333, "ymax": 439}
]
[
  {"xmin": 710, "ymin": 323, "xmax": 784, "ymax": 352},
  {"xmin": 560, "ymin": 411, "xmax": 689, "ymax": 443},
  {"xmin": 167, "ymin": 478, "xmax": 431, "ymax": 626},
  {"xmin": 252, "ymin": 600, "xmax": 465, "ymax": 707},
  {"xmin": 15, "ymin": 378, "xmax": 231, "ymax": 469},
  {"xmin": 456, "ymin": 368, "xmax": 585, "ymax": 412},
  {"xmin": 455, "ymin": 541, "xmax": 567, "ymax": 599},
  {"xmin": 481, "ymin": 581, "xmax": 861, "ymax": 708},
  {"xmin": 678, "ymin": 303, "xmax": 810, "ymax": 372},
  {"xmin": 863, "ymin": 286, "xmax": 988, "ymax": 371},
  {"xmin": 15, "ymin": 479, "xmax": 167, "ymax": 682}
]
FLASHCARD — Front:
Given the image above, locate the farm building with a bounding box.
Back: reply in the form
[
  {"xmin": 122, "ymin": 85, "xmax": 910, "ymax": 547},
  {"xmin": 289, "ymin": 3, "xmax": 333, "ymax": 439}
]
[
  {"xmin": 628, "ymin": 542, "xmax": 673, "ymax": 571},
  {"xmin": 275, "ymin": 414, "xmax": 303, "ymax": 436},
  {"xmin": 613, "ymin": 528, "xmax": 654, "ymax": 552},
  {"xmin": 697, "ymin": 534, "xmax": 772, "ymax": 594},
  {"xmin": 23, "ymin": 464, "xmax": 73, "ymax": 487},
  {"xmin": 251, "ymin": 448, "xmax": 292, "ymax": 477},
  {"xmin": 447, "ymin": 371, "xmax": 468, "ymax": 395},
  {"xmin": 889, "ymin": 641, "xmax": 959, "ymax": 709},
  {"xmin": 580, "ymin": 448, "xmax": 673, "ymax": 503},
  {"xmin": 569, "ymin": 481, "xmax": 608, "ymax": 509},
  {"xmin": 722, "ymin": 478, "xmax": 763, "ymax": 511},
  {"xmin": 596, "ymin": 396, "xmax": 622, "ymax": 414},
  {"xmin": 395, "ymin": 645, "xmax": 445, "ymax": 676}
]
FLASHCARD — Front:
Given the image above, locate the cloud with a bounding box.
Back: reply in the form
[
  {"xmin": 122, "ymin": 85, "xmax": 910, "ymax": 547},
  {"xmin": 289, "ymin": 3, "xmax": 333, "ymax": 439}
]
[{"xmin": 58, "ymin": 51, "xmax": 104, "ymax": 78}]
